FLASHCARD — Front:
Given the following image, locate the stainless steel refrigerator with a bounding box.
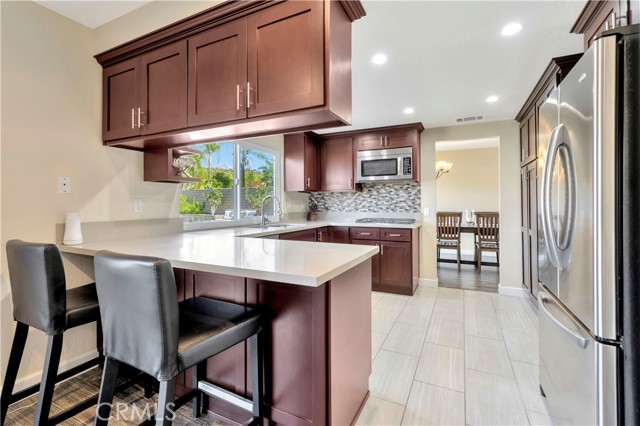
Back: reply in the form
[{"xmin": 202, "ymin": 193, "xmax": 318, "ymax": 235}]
[{"xmin": 537, "ymin": 24, "xmax": 638, "ymax": 425}]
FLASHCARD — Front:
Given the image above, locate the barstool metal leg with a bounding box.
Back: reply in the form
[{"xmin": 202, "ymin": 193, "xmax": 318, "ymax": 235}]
[
  {"xmin": 156, "ymin": 378, "xmax": 176, "ymax": 426},
  {"xmin": 34, "ymin": 334, "xmax": 63, "ymax": 426},
  {"xmin": 191, "ymin": 362, "xmax": 205, "ymax": 418},
  {"xmin": 250, "ymin": 331, "xmax": 264, "ymax": 421},
  {"xmin": 95, "ymin": 358, "xmax": 120, "ymax": 426},
  {"xmin": 1, "ymin": 322, "xmax": 29, "ymax": 426}
]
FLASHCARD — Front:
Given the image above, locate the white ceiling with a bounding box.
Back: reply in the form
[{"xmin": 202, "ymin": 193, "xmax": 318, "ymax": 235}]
[{"xmin": 32, "ymin": 0, "xmax": 587, "ymax": 131}]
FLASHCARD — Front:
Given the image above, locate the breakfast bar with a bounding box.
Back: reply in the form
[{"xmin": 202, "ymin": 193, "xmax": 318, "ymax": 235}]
[{"xmin": 60, "ymin": 228, "xmax": 377, "ymax": 426}]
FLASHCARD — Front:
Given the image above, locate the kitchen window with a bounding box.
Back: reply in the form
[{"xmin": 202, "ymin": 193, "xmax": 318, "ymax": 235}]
[{"xmin": 179, "ymin": 140, "xmax": 278, "ymax": 230}]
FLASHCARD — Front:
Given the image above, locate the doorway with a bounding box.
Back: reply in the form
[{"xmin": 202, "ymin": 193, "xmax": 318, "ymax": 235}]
[{"xmin": 435, "ymin": 137, "xmax": 501, "ymax": 292}]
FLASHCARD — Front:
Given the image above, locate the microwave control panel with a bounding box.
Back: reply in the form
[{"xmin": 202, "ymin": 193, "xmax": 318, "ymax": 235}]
[{"xmin": 403, "ymin": 157, "xmax": 412, "ymax": 175}]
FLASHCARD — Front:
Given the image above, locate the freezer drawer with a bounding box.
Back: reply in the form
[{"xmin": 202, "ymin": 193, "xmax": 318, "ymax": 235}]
[{"xmin": 538, "ymin": 287, "xmax": 617, "ymax": 425}]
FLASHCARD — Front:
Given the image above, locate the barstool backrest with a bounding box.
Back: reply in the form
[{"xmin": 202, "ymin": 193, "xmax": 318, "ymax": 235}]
[
  {"xmin": 6, "ymin": 240, "xmax": 67, "ymax": 335},
  {"xmin": 94, "ymin": 250, "xmax": 180, "ymax": 380}
]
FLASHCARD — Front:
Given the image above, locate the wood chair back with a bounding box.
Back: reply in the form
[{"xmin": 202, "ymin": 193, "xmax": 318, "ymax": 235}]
[
  {"xmin": 476, "ymin": 212, "xmax": 499, "ymax": 243},
  {"xmin": 437, "ymin": 212, "xmax": 462, "ymax": 241}
]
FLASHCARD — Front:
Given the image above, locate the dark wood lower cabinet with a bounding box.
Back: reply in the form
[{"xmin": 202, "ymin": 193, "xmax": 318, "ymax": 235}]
[
  {"xmin": 278, "ymin": 228, "xmax": 317, "ymax": 241},
  {"xmin": 173, "ymin": 261, "xmax": 372, "ymax": 425},
  {"xmin": 351, "ymin": 239, "xmax": 381, "ymax": 285}
]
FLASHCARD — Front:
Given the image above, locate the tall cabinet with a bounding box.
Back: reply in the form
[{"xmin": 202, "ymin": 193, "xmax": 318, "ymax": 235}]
[{"xmin": 515, "ymin": 54, "xmax": 581, "ymax": 298}]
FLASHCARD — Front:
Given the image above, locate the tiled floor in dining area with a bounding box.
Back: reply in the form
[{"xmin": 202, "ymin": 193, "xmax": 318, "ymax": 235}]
[{"xmin": 356, "ymin": 286, "xmax": 567, "ymax": 426}]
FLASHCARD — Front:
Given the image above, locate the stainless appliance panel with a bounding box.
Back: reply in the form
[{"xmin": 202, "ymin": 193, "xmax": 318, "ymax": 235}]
[
  {"xmin": 538, "ymin": 90, "xmax": 560, "ymax": 296},
  {"xmin": 356, "ymin": 147, "xmax": 413, "ymax": 182},
  {"xmin": 593, "ymin": 35, "xmax": 618, "ymax": 341},
  {"xmin": 538, "ymin": 287, "xmax": 617, "ymax": 425},
  {"xmin": 556, "ymin": 45, "xmax": 596, "ymax": 332}
]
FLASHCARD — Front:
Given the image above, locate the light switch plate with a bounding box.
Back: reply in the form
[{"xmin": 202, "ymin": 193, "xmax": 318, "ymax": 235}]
[{"xmin": 423, "ymin": 207, "xmax": 430, "ymax": 216}]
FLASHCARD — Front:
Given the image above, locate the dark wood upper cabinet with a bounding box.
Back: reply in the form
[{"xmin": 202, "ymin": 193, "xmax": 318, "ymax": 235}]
[
  {"xmin": 571, "ymin": 0, "xmax": 638, "ymax": 49},
  {"xmin": 96, "ymin": 0, "xmax": 365, "ymax": 150},
  {"xmin": 187, "ymin": 20, "xmax": 248, "ymax": 127},
  {"xmin": 356, "ymin": 128, "xmax": 418, "ymax": 151},
  {"xmin": 247, "ymin": 1, "xmax": 324, "ymax": 117},
  {"xmin": 103, "ymin": 42, "xmax": 188, "ymax": 141},
  {"xmin": 140, "ymin": 41, "xmax": 188, "ymax": 135},
  {"xmin": 320, "ymin": 137, "xmax": 355, "ymax": 191},
  {"xmin": 143, "ymin": 146, "xmax": 200, "ymax": 183},
  {"xmin": 102, "ymin": 58, "xmax": 139, "ymax": 141},
  {"xmin": 284, "ymin": 133, "xmax": 319, "ymax": 192}
]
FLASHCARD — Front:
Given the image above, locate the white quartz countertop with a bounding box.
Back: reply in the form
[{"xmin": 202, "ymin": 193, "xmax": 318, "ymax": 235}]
[
  {"xmin": 60, "ymin": 219, "xmax": 421, "ymax": 286},
  {"xmin": 60, "ymin": 226, "xmax": 377, "ymax": 287}
]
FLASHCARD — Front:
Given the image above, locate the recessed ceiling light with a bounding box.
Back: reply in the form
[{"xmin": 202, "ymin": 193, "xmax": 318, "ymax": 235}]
[
  {"xmin": 486, "ymin": 95, "xmax": 499, "ymax": 103},
  {"xmin": 371, "ymin": 53, "xmax": 388, "ymax": 65},
  {"xmin": 404, "ymin": 107, "xmax": 414, "ymax": 114},
  {"xmin": 501, "ymin": 23, "xmax": 522, "ymax": 36}
]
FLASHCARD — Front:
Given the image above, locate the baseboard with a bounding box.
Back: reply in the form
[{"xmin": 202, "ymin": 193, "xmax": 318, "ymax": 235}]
[
  {"xmin": 498, "ymin": 284, "xmax": 529, "ymax": 298},
  {"xmin": 9, "ymin": 350, "xmax": 100, "ymax": 393},
  {"xmin": 418, "ymin": 278, "xmax": 438, "ymax": 287}
]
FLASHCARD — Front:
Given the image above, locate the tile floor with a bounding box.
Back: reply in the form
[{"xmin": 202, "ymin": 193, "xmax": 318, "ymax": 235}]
[{"xmin": 356, "ymin": 286, "xmax": 568, "ymax": 426}]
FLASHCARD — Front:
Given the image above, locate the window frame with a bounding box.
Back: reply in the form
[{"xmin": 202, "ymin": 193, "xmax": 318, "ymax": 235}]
[{"xmin": 182, "ymin": 139, "xmax": 281, "ymax": 232}]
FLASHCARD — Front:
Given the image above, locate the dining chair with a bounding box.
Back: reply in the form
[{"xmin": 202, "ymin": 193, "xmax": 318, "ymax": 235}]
[
  {"xmin": 475, "ymin": 212, "xmax": 500, "ymax": 271},
  {"xmin": 436, "ymin": 212, "xmax": 463, "ymax": 271}
]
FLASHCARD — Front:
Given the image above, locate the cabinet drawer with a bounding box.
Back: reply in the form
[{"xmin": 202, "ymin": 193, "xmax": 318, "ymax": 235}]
[
  {"xmin": 380, "ymin": 228, "xmax": 411, "ymax": 242},
  {"xmin": 350, "ymin": 227, "xmax": 380, "ymax": 240}
]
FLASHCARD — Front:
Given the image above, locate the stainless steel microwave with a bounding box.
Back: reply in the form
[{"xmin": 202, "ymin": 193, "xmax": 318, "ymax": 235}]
[{"xmin": 356, "ymin": 147, "xmax": 413, "ymax": 182}]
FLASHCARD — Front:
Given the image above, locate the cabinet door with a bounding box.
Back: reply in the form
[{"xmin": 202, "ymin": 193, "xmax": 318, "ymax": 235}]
[
  {"xmin": 320, "ymin": 137, "xmax": 354, "ymax": 191},
  {"xmin": 316, "ymin": 227, "xmax": 329, "ymax": 243},
  {"xmin": 521, "ymin": 168, "xmax": 531, "ymax": 292},
  {"xmin": 520, "ymin": 107, "xmax": 536, "ymax": 165},
  {"xmin": 140, "ymin": 41, "xmax": 188, "ymax": 135},
  {"xmin": 103, "ymin": 57, "xmax": 140, "ymax": 141},
  {"xmin": 351, "ymin": 239, "xmax": 380, "ymax": 285},
  {"xmin": 384, "ymin": 130, "xmax": 417, "ymax": 149},
  {"xmin": 246, "ymin": 1, "xmax": 324, "ymax": 117},
  {"xmin": 379, "ymin": 242, "xmax": 412, "ymax": 288},
  {"xmin": 304, "ymin": 135, "xmax": 320, "ymax": 191},
  {"xmin": 356, "ymin": 133, "xmax": 385, "ymax": 150},
  {"xmin": 526, "ymin": 162, "xmax": 539, "ymax": 295},
  {"xmin": 327, "ymin": 227, "xmax": 350, "ymax": 244},
  {"xmin": 188, "ymin": 20, "xmax": 248, "ymax": 127}
]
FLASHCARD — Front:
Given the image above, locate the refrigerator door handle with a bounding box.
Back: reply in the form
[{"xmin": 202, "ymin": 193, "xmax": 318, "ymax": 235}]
[
  {"xmin": 540, "ymin": 124, "xmax": 565, "ymax": 269},
  {"xmin": 557, "ymin": 144, "xmax": 577, "ymax": 251},
  {"xmin": 538, "ymin": 293, "xmax": 588, "ymax": 349}
]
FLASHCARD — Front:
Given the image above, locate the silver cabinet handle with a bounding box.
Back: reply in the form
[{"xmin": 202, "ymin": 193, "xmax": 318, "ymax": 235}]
[
  {"xmin": 388, "ymin": 234, "xmax": 402, "ymax": 237},
  {"xmin": 349, "ymin": 177, "xmax": 353, "ymax": 187},
  {"xmin": 236, "ymin": 84, "xmax": 244, "ymax": 111},
  {"xmin": 381, "ymin": 244, "xmax": 384, "ymax": 255},
  {"xmin": 360, "ymin": 232, "xmax": 371, "ymax": 236},
  {"xmin": 247, "ymin": 82, "xmax": 254, "ymax": 109},
  {"xmin": 318, "ymin": 231, "xmax": 323, "ymax": 242},
  {"xmin": 538, "ymin": 293, "xmax": 588, "ymax": 349},
  {"xmin": 306, "ymin": 177, "xmax": 310, "ymax": 188},
  {"xmin": 137, "ymin": 108, "xmax": 144, "ymax": 128},
  {"xmin": 131, "ymin": 108, "xmax": 135, "ymax": 129}
]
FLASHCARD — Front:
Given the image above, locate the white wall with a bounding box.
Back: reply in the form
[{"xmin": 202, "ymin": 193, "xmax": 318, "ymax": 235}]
[
  {"xmin": 420, "ymin": 120, "xmax": 521, "ymax": 289},
  {"xmin": 435, "ymin": 147, "xmax": 500, "ymax": 253}
]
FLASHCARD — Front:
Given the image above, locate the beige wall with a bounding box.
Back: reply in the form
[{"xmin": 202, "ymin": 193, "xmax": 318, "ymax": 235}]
[
  {"xmin": 419, "ymin": 120, "xmax": 521, "ymax": 290},
  {"xmin": 0, "ymin": 0, "xmax": 301, "ymax": 388},
  {"xmin": 435, "ymin": 148, "xmax": 499, "ymax": 253}
]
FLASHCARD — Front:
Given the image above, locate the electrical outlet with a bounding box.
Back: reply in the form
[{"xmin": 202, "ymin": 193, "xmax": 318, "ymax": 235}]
[
  {"xmin": 58, "ymin": 176, "xmax": 71, "ymax": 193},
  {"xmin": 133, "ymin": 198, "xmax": 143, "ymax": 214}
]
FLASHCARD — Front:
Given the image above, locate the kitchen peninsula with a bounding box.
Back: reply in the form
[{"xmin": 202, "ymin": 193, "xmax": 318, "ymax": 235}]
[{"xmin": 60, "ymin": 224, "xmax": 377, "ymax": 426}]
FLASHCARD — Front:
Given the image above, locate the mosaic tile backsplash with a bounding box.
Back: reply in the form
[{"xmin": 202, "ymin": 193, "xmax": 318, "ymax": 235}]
[{"xmin": 309, "ymin": 182, "xmax": 421, "ymax": 213}]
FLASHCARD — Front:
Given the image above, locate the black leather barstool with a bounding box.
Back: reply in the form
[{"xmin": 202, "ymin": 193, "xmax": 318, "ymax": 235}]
[
  {"xmin": 93, "ymin": 251, "xmax": 266, "ymax": 426},
  {"xmin": 1, "ymin": 240, "xmax": 101, "ymax": 425}
]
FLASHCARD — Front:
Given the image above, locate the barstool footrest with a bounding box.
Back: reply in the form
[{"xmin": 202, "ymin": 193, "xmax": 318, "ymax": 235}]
[{"xmin": 197, "ymin": 381, "xmax": 252, "ymax": 412}]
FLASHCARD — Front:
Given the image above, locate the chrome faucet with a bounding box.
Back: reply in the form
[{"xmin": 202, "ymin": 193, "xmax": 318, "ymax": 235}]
[{"xmin": 260, "ymin": 194, "xmax": 283, "ymax": 226}]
